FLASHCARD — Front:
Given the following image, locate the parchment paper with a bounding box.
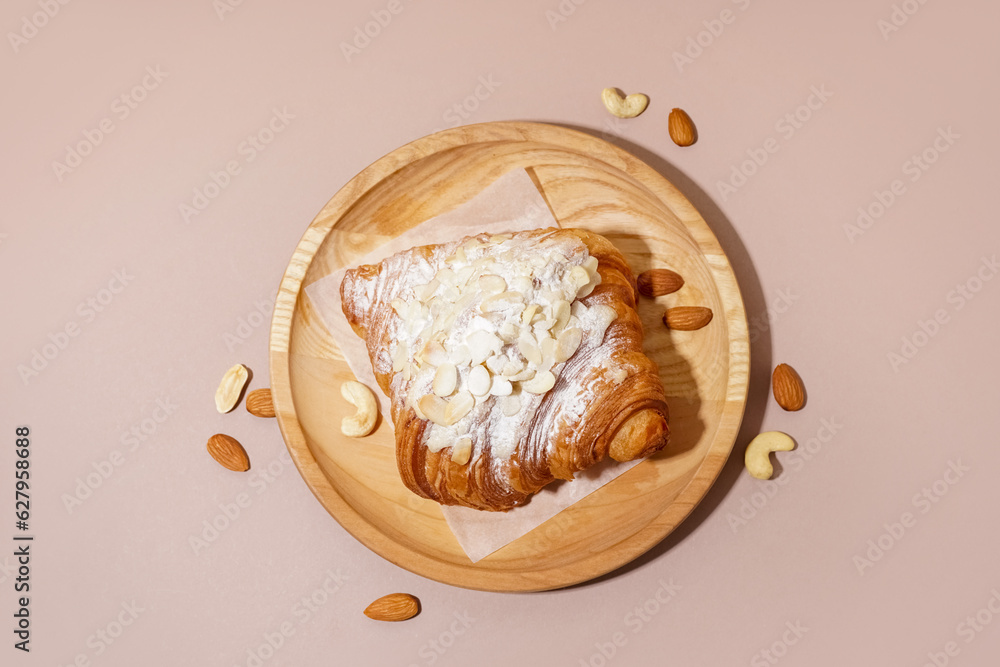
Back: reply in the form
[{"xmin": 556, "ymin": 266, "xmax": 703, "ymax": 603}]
[{"xmin": 305, "ymin": 169, "xmax": 640, "ymax": 562}]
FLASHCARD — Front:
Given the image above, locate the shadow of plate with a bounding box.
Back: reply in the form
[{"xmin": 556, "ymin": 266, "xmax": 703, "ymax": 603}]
[{"xmin": 531, "ymin": 122, "xmax": 774, "ymax": 589}]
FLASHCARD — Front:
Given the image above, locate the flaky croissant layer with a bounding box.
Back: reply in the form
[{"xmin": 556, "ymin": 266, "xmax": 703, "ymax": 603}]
[{"xmin": 342, "ymin": 228, "xmax": 668, "ymax": 511}]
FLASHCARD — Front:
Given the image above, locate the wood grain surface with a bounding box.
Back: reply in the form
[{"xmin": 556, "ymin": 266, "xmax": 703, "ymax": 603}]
[{"xmin": 268, "ymin": 122, "xmax": 749, "ymax": 592}]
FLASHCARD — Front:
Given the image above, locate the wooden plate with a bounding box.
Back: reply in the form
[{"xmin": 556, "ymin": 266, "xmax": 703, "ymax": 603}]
[{"xmin": 269, "ymin": 122, "xmax": 749, "ymax": 592}]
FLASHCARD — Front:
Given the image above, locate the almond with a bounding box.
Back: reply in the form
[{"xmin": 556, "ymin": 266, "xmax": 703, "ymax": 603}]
[
  {"xmin": 554, "ymin": 327, "xmax": 583, "ymax": 363},
  {"xmin": 451, "ymin": 437, "xmax": 473, "ymax": 465},
  {"xmin": 215, "ymin": 364, "xmax": 250, "ymax": 413},
  {"xmin": 245, "ymin": 388, "xmax": 276, "ymax": 418},
  {"xmin": 206, "ymin": 434, "xmax": 250, "ymax": 472},
  {"xmin": 521, "ymin": 370, "xmax": 556, "ymax": 395},
  {"xmin": 668, "ymin": 108, "xmax": 697, "ymax": 147},
  {"xmin": 363, "ymin": 593, "xmax": 420, "ymax": 622},
  {"xmin": 772, "ymin": 363, "xmax": 805, "ymax": 411},
  {"xmin": 637, "ymin": 269, "xmax": 684, "ymax": 297},
  {"xmin": 663, "ymin": 306, "xmax": 713, "ymax": 331}
]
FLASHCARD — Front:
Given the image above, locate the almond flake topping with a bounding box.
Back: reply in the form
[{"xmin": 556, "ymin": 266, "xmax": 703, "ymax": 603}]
[{"xmin": 388, "ymin": 232, "xmax": 613, "ymax": 459}]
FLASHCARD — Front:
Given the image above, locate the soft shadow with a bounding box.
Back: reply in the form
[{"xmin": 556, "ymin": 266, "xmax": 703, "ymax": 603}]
[
  {"xmin": 609, "ymin": 230, "xmax": 705, "ymax": 462},
  {"xmin": 534, "ymin": 122, "xmax": 774, "ymax": 589},
  {"xmin": 518, "ymin": 229, "xmax": 703, "ymax": 514}
]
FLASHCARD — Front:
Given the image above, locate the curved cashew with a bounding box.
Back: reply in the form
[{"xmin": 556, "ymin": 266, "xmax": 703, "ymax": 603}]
[
  {"xmin": 601, "ymin": 87, "xmax": 649, "ymax": 118},
  {"xmin": 744, "ymin": 431, "xmax": 795, "ymax": 480},
  {"xmin": 340, "ymin": 381, "xmax": 378, "ymax": 437}
]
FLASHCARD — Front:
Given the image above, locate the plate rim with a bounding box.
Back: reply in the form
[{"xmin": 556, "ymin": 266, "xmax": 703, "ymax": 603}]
[{"xmin": 269, "ymin": 120, "xmax": 749, "ymax": 592}]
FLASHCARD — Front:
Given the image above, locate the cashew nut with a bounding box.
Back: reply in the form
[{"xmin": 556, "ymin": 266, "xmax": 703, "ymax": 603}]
[
  {"xmin": 340, "ymin": 381, "xmax": 378, "ymax": 437},
  {"xmin": 601, "ymin": 87, "xmax": 649, "ymax": 118},
  {"xmin": 744, "ymin": 431, "xmax": 795, "ymax": 480}
]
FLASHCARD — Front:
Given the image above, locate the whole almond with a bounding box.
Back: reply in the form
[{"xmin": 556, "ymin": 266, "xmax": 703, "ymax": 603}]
[
  {"xmin": 637, "ymin": 269, "xmax": 685, "ymax": 297},
  {"xmin": 364, "ymin": 593, "xmax": 420, "ymax": 622},
  {"xmin": 215, "ymin": 364, "xmax": 250, "ymax": 413},
  {"xmin": 245, "ymin": 388, "xmax": 276, "ymax": 418},
  {"xmin": 668, "ymin": 108, "xmax": 697, "ymax": 147},
  {"xmin": 772, "ymin": 363, "xmax": 805, "ymax": 411},
  {"xmin": 207, "ymin": 434, "xmax": 250, "ymax": 472},
  {"xmin": 663, "ymin": 306, "xmax": 713, "ymax": 331}
]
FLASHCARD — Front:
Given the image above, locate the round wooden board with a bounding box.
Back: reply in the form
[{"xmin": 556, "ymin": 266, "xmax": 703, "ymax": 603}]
[{"xmin": 269, "ymin": 122, "xmax": 749, "ymax": 592}]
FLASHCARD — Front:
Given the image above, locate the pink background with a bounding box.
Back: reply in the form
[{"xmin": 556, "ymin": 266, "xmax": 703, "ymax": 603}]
[{"xmin": 2, "ymin": 0, "xmax": 999, "ymax": 665}]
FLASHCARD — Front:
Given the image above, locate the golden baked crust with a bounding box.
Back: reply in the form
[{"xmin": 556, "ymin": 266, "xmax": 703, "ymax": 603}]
[{"xmin": 341, "ymin": 228, "xmax": 668, "ymax": 511}]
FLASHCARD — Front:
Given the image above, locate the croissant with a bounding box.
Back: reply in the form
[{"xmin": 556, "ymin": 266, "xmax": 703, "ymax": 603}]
[{"xmin": 341, "ymin": 228, "xmax": 669, "ymax": 511}]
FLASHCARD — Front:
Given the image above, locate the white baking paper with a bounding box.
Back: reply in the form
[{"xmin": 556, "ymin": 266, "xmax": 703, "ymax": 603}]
[{"xmin": 305, "ymin": 168, "xmax": 640, "ymax": 562}]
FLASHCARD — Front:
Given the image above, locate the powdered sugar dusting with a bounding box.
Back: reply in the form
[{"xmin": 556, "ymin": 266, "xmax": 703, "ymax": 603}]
[{"xmin": 379, "ymin": 230, "xmax": 620, "ymax": 462}]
